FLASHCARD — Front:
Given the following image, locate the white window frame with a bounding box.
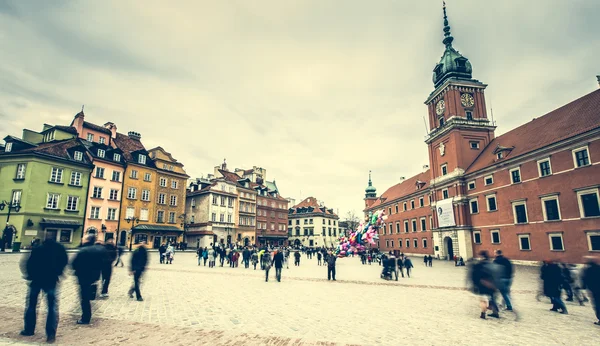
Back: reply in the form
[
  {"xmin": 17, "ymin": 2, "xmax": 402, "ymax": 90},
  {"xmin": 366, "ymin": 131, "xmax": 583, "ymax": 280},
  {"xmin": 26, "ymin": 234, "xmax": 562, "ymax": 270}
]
[
  {"xmin": 158, "ymin": 193, "xmax": 166, "ymax": 204},
  {"xmin": 442, "ymin": 188, "xmax": 449, "ymax": 199},
  {"xmin": 87, "ymin": 133, "xmax": 94, "ymax": 142},
  {"xmin": 404, "ymin": 220, "xmax": 409, "ymax": 233},
  {"xmin": 113, "ymin": 153, "xmax": 121, "ymax": 162},
  {"xmin": 159, "ymin": 177, "xmax": 167, "ymax": 187},
  {"xmin": 441, "ymin": 164, "xmax": 448, "ymax": 176},
  {"xmin": 395, "ymin": 222, "xmax": 400, "ymax": 234},
  {"xmin": 141, "ymin": 189, "xmax": 150, "ymax": 201},
  {"xmin": 413, "ymin": 239, "xmax": 418, "ymax": 248},
  {"xmin": 386, "ymin": 240, "xmax": 389, "ymax": 248},
  {"xmin": 107, "ymin": 208, "xmax": 117, "ymax": 221},
  {"xmin": 92, "ymin": 186, "xmax": 103, "ymax": 199},
  {"xmin": 469, "ymin": 198, "xmax": 479, "ymax": 214},
  {"xmin": 577, "ymin": 188, "xmax": 600, "ymax": 218},
  {"xmin": 509, "ymin": 167, "xmax": 521, "ymax": 184},
  {"xmin": 473, "ymin": 230, "xmax": 481, "ymax": 244},
  {"xmin": 95, "ymin": 167, "xmax": 105, "ymax": 179},
  {"xmin": 406, "ymin": 239, "xmax": 410, "ymax": 248},
  {"xmin": 90, "ymin": 206, "xmax": 101, "ymax": 219},
  {"xmin": 403, "ymin": 202, "xmax": 407, "ymax": 211},
  {"xmin": 99, "ymin": 137, "xmax": 106, "ymax": 144},
  {"xmin": 518, "ymin": 234, "xmax": 531, "ymax": 251},
  {"xmin": 411, "ymin": 219, "xmax": 417, "ymax": 233},
  {"xmin": 97, "ymin": 149, "xmax": 105, "ymax": 158},
  {"xmin": 127, "ymin": 187, "xmax": 137, "ymax": 199},
  {"xmin": 420, "ymin": 217, "xmax": 426, "ymax": 231},
  {"xmin": 541, "ymin": 195, "xmax": 562, "ymax": 221},
  {"xmin": 170, "ymin": 195, "xmax": 177, "ymax": 207},
  {"xmin": 144, "ymin": 173, "xmax": 151, "ymax": 182},
  {"xmin": 126, "ymin": 207, "xmax": 135, "ymax": 219},
  {"xmin": 140, "ymin": 208, "xmax": 149, "ymax": 221},
  {"xmin": 467, "ymin": 180, "xmax": 476, "ymax": 190},
  {"xmin": 70, "ymin": 171, "xmax": 82, "ymax": 186},
  {"xmin": 512, "ymin": 200, "xmax": 528, "ymax": 224},
  {"xmin": 16, "ymin": 163, "xmax": 26, "ymax": 179},
  {"xmin": 486, "ymin": 194, "xmax": 498, "ymax": 212},
  {"xmin": 419, "ymin": 197, "xmax": 424, "ymax": 207},
  {"xmin": 586, "ymin": 231, "xmax": 600, "ymax": 252},
  {"xmin": 5, "ymin": 142, "xmax": 12, "ymax": 152},
  {"xmin": 66, "ymin": 196, "xmax": 78, "ymax": 211},
  {"xmin": 422, "ymin": 238, "xmax": 428, "ymax": 248},
  {"xmin": 74, "ymin": 151, "xmax": 83, "ymax": 161},
  {"xmin": 50, "ymin": 167, "xmax": 63, "ymax": 183},
  {"xmin": 484, "ymin": 175, "xmax": 494, "ymax": 186},
  {"xmin": 191, "ymin": 198, "xmax": 196, "ymax": 207},
  {"xmin": 548, "ymin": 232, "xmax": 565, "ymax": 251},
  {"xmin": 537, "ymin": 157, "xmax": 552, "ymax": 177},
  {"xmin": 109, "ymin": 189, "xmax": 119, "ymax": 201},
  {"xmin": 46, "ymin": 193, "xmax": 60, "ymax": 209},
  {"xmin": 171, "ymin": 180, "xmax": 178, "ymax": 189},
  {"xmin": 490, "ymin": 230, "xmax": 501, "ymax": 244},
  {"xmin": 572, "ymin": 145, "xmax": 591, "ymax": 168},
  {"xmin": 130, "ymin": 170, "xmax": 138, "ymax": 179},
  {"xmin": 138, "ymin": 155, "xmax": 146, "ymax": 164},
  {"xmin": 11, "ymin": 190, "xmax": 21, "ymax": 205},
  {"xmin": 111, "ymin": 171, "xmax": 121, "ymax": 182}
]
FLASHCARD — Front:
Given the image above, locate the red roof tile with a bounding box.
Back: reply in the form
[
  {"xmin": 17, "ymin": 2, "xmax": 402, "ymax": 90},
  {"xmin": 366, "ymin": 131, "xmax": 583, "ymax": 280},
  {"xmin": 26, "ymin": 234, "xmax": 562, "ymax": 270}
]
[
  {"xmin": 290, "ymin": 197, "xmax": 337, "ymax": 216},
  {"xmin": 13, "ymin": 139, "xmax": 88, "ymax": 163},
  {"xmin": 113, "ymin": 132, "xmax": 146, "ymax": 160},
  {"xmin": 366, "ymin": 170, "xmax": 431, "ymax": 210},
  {"xmin": 466, "ymin": 89, "xmax": 600, "ymax": 174},
  {"xmin": 83, "ymin": 121, "xmax": 112, "ymax": 135}
]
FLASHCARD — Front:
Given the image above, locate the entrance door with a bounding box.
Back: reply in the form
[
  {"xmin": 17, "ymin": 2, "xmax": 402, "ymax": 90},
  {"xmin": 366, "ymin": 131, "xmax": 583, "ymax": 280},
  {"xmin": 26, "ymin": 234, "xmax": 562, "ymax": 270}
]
[
  {"xmin": 119, "ymin": 231, "xmax": 127, "ymax": 246},
  {"xmin": 444, "ymin": 237, "xmax": 454, "ymax": 260},
  {"xmin": 45, "ymin": 229, "xmax": 57, "ymax": 241},
  {"xmin": 244, "ymin": 238, "xmax": 249, "ymax": 247},
  {"xmin": 104, "ymin": 232, "xmax": 114, "ymax": 242},
  {"xmin": 153, "ymin": 236, "xmax": 161, "ymax": 249}
]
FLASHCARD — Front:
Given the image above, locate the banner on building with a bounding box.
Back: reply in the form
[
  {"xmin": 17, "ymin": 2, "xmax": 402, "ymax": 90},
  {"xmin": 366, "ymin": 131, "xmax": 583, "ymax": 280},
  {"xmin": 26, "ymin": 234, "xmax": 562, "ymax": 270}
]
[{"xmin": 436, "ymin": 198, "xmax": 456, "ymax": 228}]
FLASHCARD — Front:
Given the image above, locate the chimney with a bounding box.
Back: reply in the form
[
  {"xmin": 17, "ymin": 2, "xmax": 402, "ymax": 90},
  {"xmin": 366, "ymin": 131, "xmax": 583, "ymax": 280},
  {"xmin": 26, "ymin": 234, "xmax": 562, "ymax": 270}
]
[
  {"xmin": 104, "ymin": 122, "xmax": 117, "ymax": 139},
  {"xmin": 400, "ymin": 176, "xmax": 405, "ymax": 182},
  {"xmin": 597, "ymin": 75, "xmax": 600, "ymax": 88},
  {"xmin": 127, "ymin": 131, "xmax": 141, "ymax": 141},
  {"xmin": 71, "ymin": 109, "xmax": 85, "ymax": 134},
  {"xmin": 221, "ymin": 158, "xmax": 227, "ymax": 171}
]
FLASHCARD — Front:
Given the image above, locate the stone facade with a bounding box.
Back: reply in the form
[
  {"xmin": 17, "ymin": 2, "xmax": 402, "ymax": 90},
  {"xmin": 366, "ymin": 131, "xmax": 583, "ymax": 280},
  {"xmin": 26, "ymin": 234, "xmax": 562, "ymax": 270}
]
[{"xmin": 288, "ymin": 197, "xmax": 339, "ymax": 248}]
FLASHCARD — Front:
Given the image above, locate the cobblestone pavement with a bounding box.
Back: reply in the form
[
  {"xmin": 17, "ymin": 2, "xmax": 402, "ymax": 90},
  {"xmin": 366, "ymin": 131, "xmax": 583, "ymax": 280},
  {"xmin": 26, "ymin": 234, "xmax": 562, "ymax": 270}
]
[{"xmin": 0, "ymin": 252, "xmax": 598, "ymax": 345}]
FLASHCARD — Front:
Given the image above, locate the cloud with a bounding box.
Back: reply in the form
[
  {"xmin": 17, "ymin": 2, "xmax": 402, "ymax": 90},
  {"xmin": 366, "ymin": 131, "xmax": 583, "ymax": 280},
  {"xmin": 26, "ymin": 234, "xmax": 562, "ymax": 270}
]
[{"xmin": 1, "ymin": 0, "xmax": 599, "ymax": 218}]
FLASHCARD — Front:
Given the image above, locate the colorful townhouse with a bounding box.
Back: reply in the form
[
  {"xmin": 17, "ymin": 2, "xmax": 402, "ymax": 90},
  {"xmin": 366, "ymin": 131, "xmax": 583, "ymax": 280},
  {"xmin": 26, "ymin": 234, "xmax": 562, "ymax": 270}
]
[{"xmin": 0, "ymin": 125, "xmax": 93, "ymax": 249}]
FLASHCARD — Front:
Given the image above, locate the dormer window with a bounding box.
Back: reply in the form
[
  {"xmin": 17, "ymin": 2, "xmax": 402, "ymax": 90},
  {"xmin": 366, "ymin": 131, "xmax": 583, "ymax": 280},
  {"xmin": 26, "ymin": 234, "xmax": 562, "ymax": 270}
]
[
  {"xmin": 99, "ymin": 137, "xmax": 106, "ymax": 144},
  {"xmin": 113, "ymin": 153, "xmax": 121, "ymax": 162},
  {"xmin": 5, "ymin": 142, "xmax": 12, "ymax": 152},
  {"xmin": 87, "ymin": 133, "xmax": 94, "ymax": 142},
  {"xmin": 497, "ymin": 152, "xmax": 504, "ymax": 160},
  {"xmin": 74, "ymin": 151, "xmax": 83, "ymax": 161},
  {"xmin": 97, "ymin": 149, "xmax": 105, "ymax": 158},
  {"xmin": 138, "ymin": 155, "xmax": 146, "ymax": 164}
]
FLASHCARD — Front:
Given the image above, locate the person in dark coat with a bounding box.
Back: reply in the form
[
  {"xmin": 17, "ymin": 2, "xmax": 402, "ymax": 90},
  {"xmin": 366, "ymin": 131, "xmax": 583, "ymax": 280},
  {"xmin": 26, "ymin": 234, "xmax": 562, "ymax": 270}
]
[
  {"xmin": 493, "ymin": 250, "xmax": 514, "ymax": 311},
  {"xmin": 582, "ymin": 257, "xmax": 600, "ymax": 325},
  {"xmin": 541, "ymin": 260, "xmax": 568, "ymax": 314},
  {"xmin": 243, "ymin": 247, "xmax": 251, "ymax": 268},
  {"xmin": 100, "ymin": 239, "xmax": 117, "ymax": 298},
  {"xmin": 294, "ymin": 251, "xmax": 301, "ymax": 266},
  {"xmin": 272, "ymin": 250, "xmax": 285, "ymax": 282},
  {"xmin": 20, "ymin": 238, "xmax": 68, "ymax": 343},
  {"xmin": 470, "ymin": 251, "xmax": 500, "ymax": 319},
  {"xmin": 403, "ymin": 256, "xmax": 414, "ymax": 278},
  {"xmin": 128, "ymin": 244, "xmax": 148, "ymax": 301},
  {"xmin": 327, "ymin": 250, "xmax": 337, "ymax": 281},
  {"xmin": 159, "ymin": 243, "xmax": 167, "ymax": 264},
  {"xmin": 71, "ymin": 236, "xmax": 107, "ymax": 324},
  {"xmin": 428, "ymin": 255, "xmax": 433, "ymax": 267}
]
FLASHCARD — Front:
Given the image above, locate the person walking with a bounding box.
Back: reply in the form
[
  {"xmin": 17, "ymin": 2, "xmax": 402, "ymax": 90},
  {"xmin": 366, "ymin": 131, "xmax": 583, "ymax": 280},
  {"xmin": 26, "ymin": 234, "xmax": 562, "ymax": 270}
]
[
  {"xmin": 317, "ymin": 252, "xmax": 322, "ymax": 266},
  {"xmin": 262, "ymin": 250, "xmax": 272, "ymax": 282},
  {"xmin": 243, "ymin": 247, "xmax": 250, "ymax": 268},
  {"xmin": 469, "ymin": 251, "xmax": 500, "ymax": 319},
  {"xmin": 423, "ymin": 256, "xmax": 428, "ymax": 267},
  {"xmin": 493, "ymin": 250, "xmax": 514, "ymax": 311},
  {"xmin": 196, "ymin": 247, "xmax": 203, "ymax": 266},
  {"xmin": 159, "ymin": 243, "xmax": 166, "ymax": 264},
  {"xmin": 294, "ymin": 251, "xmax": 301, "ymax": 266},
  {"xmin": 285, "ymin": 248, "xmax": 290, "ymax": 269},
  {"xmin": 582, "ymin": 256, "xmax": 600, "ymax": 325},
  {"xmin": 202, "ymin": 247, "xmax": 209, "ymax": 266},
  {"xmin": 541, "ymin": 260, "xmax": 568, "ymax": 314},
  {"xmin": 20, "ymin": 238, "xmax": 68, "ymax": 343},
  {"xmin": 273, "ymin": 250, "xmax": 284, "ymax": 282},
  {"xmin": 219, "ymin": 247, "xmax": 225, "ymax": 267},
  {"xmin": 100, "ymin": 239, "xmax": 117, "ymax": 298},
  {"xmin": 166, "ymin": 243, "xmax": 174, "ymax": 264},
  {"xmin": 403, "ymin": 256, "xmax": 414, "ymax": 278},
  {"xmin": 71, "ymin": 236, "xmax": 107, "ymax": 325},
  {"xmin": 251, "ymin": 250, "xmax": 259, "ymax": 270},
  {"xmin": 128, "ymin": 243, "xmax": 148, "ymax": 301},
  {"xmin": 327, "ymin": 250, "xmax": 337, "ymax": 281},
  {"xmin": 428, "ymin": 255, "xmax": 433, "ymax": 267},
  {"xmin": 114, "ymin": 244, "xmax": 125, "ymax": 267},
  {"xmin": 208, "ymin": 246, "xmax": 215, "ymax": 268}
]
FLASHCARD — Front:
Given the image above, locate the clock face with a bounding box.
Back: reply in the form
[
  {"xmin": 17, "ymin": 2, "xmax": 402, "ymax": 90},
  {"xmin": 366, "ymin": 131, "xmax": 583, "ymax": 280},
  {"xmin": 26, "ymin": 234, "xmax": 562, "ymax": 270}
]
[
  {"xmin": 435, "ymin": 100, "xmax": 445, "ymax": 115},
  {"xmin": 461, "ymin": 93, "xmax": 475, "ymax": 107}
]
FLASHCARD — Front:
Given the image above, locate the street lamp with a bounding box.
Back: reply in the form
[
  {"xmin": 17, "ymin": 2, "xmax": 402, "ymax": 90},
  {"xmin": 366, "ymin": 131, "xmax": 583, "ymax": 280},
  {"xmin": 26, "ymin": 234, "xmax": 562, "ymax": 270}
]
[
  {"xmin": 125, "ymin": 216, "xmax": 140, "ymax": 251},
  {"xmin": 179, "ymin": 214, "xmax": 188, "ymax": 246},
  {"xmin": 0, "ymin": 200, "xmax": 21, "ymax": 252}
]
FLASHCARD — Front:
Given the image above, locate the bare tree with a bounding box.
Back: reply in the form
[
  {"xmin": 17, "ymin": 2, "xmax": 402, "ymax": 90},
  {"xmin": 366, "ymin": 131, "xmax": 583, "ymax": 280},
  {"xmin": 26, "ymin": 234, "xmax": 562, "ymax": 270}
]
[{"xmin": 342, "ymin": 210, "xmax": 360, "ymax": 236}]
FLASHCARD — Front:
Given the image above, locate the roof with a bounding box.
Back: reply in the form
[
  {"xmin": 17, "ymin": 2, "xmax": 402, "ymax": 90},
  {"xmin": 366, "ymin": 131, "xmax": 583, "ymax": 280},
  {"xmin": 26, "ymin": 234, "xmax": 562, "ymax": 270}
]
[
  {"xmin": 466, "ymin": 88, "xmax": 600, "ymax": 174},
  {"xmin": 290, "ymin": 197, "xmax": 337, "ymax": 216},
  {"xmin": 366, "ymin": 170, "xmax": 431, "ymax": 210},
  {"xmin": 5, "ymin": 138, "xmax": 89, "ymax": 164},
  {"xmin": 83, "ymin": 121, "xmax": 112, "ymax": 135},
  {"xmin": 113, "ymin": 132, "xmax": 146, "ymax": 161},
  {"xmin": 52, "ymin": 125, "xmax": 79, "ymax": 135},
  {"xmin": 39, "ymin": 218, "xmax": 82, "ymax": 227},
  {"xmin": 133, "ymin": 224, "xmax": 183, "ymax": 232}
]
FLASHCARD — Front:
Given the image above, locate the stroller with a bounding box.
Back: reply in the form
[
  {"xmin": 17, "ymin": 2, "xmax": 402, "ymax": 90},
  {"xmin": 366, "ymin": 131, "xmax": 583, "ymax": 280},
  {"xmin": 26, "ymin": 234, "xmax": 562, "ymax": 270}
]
[{"xmin": 380, "ymin": 256, "xmax": 394, "ymax": 280}]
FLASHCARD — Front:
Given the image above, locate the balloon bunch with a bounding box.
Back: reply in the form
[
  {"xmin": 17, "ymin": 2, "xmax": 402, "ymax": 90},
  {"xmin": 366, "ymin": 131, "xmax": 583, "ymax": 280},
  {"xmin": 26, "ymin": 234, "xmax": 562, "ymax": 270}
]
[{"xmin": 335, "ymin": 210, "xmax": 387, "ymax": 257}]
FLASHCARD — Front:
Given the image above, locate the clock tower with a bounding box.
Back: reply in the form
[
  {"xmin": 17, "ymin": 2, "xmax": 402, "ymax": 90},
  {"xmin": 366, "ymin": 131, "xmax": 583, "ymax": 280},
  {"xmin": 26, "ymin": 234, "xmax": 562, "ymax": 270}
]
[{"xmin": 424, "ymin": 3, "xmax": 496, "ymax": 180}]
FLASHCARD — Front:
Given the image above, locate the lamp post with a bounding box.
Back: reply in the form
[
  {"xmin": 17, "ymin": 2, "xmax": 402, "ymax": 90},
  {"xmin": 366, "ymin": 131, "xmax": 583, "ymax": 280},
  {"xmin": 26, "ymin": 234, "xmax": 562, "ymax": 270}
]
[
  {"xmin": 0, "ymin": 200, "xmax": 21, "ymax": 252},
  {"xmin": 179, "ymin": 214, "xmax": 189, "ymax": 247},
  {"xmin": 125, "ymin": 216, "xmax": 140, "ymax": 251}
]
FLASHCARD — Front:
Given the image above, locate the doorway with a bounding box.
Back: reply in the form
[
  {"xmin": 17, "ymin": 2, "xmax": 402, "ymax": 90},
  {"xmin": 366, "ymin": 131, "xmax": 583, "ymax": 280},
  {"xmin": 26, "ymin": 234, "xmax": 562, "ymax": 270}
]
[
  {"xmin": 244, "ymin": 238, "xmax": 250, "ymax": 247},
  {"xmin": 444, "ymin": 236, "xmax": 454, "ymax": 260},
  {"xmin": 153, "ymin": 236, "xmax": 161, "ymax": 249},
  {"xmin": 119, "ymin": 231, "xmax": 127, "ymax": 247}
]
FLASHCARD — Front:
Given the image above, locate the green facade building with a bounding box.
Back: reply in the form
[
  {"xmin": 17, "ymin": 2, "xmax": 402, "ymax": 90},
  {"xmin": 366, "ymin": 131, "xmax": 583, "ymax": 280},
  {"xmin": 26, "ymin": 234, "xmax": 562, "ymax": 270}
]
[{"xmin": 0, "ymin": 126, "xmax": 93, "ymax": 249}]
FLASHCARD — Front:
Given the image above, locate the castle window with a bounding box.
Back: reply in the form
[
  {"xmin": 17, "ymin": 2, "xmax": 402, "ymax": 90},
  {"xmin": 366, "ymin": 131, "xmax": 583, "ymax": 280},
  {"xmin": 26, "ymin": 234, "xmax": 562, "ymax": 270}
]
[
  {"xmin": 469, "ymin": 141, "xmax": 479, "ymax": 149},
  {"xmin": 466, "ymin": 111, "xmax": 473, "ymax": 120},
  {"xmin": 438, "ymin": 116, "xmax": 445, "ymax": 127}
]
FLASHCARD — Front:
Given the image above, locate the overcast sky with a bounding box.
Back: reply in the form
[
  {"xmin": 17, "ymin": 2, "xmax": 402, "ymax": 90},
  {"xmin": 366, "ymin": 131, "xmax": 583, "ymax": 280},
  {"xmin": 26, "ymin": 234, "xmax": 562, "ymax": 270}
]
[{"xmin": 1, "ymin": 0, "xmax": 599, "ymax": 218}]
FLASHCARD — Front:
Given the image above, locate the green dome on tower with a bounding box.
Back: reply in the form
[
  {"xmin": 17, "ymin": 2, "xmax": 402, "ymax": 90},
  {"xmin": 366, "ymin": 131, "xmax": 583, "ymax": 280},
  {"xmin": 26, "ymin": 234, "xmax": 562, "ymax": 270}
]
[
  {"xmin": 365, "ymin": 171, "xmax": 377, "ymax": 198},
  {"xmin": 432, "ymin": 2, "xmax": 473, "ymax": 88}
]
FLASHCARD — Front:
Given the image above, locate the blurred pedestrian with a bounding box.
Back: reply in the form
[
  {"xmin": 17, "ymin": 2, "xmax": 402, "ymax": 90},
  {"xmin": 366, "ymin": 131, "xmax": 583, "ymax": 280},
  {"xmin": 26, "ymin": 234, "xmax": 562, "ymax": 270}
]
[
  {"xmin": 272, "ymin": 249, "xmax": 284, "ymax": 282},
  {"xmin": 251, "ymin": 250, "xmax": 258, "ymax": 270},
  {"xmin": 262, "ymin": 250, "xmax": 272, "ymax": 282},
  {"xmin": 582, "ymin": 256, "xmax": 600, "ymax": 325},
  {"xmin": 469, "ymin": 251, "xmax": 500, "ymax": 319},
  {"xmin": 128, "ymin": 243, "xmax": 148, "ymax": 301},
  {"xmin": 159, "ymin": 243, "xmax": 167, "ymax": 264},
  {"xmin": 72, "ymin": 236, "xmax": 107, "ymax": 324},
  {"xmin": 114, "ymin": 244, "xmax": 125, "ymax": 267},
  {"xmin": 493, "ymin": 250, "xmax": 514, "ymax": 311},
  {"xmin": 294, "ymin": 251, "xmax": 301, "ymax": 266},
  {"xmin": 327, "ymin": 250, "xmax": 337, "ymax": 281},
  {"xmin": 100, "ymin": 239, "xmax": 117, "ymax": 298},
  {"xmin": 202, "ymin": 247, "xmax": 209, "ymax": 266},
  {"xmin": 541, "ymin": 259, "xmax": 568, "ymax": 314},
  {"xmin": 20, "ymin": 238, "xmax": 68, "ymax": 343},
  {"xmin": 196, "ymin": 247, "xmax": 203, "ymax": 266},
  {"xmin": 404, "ymin": 256, "xmax": 414, "ymax": 278},
  {"xmin": 317, "ymin": 251, "xmax": 322, "ymax": 266}
]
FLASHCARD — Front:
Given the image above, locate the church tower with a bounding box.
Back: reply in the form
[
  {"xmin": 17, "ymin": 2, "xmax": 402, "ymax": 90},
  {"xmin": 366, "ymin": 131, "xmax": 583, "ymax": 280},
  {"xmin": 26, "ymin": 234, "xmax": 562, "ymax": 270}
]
[
  {"xmin": 424, "ymin": 3, "xmax": 496, "ymax": 181},
  {"xmin": 364, "ymin": 171, "xmax": 378, "ymax": 209}
]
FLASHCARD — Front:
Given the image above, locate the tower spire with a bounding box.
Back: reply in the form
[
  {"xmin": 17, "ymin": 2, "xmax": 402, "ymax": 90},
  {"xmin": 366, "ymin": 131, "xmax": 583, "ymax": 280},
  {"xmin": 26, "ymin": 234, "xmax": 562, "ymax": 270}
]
[
  {"xmin": 365, "ymin": 170, "xmax": 377, "ymax": 198},
  {"xmin": 368, "ymin": 170, "xmax": 373, "ymax": 186},
  {"xmin": 442, "ymin": 1, "xmax": 454, "ymax": 48}
]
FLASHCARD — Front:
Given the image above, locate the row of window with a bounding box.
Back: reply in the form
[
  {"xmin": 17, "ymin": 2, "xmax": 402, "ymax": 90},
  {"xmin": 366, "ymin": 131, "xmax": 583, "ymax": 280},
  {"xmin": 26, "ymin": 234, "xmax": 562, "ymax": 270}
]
[
  {"xmin": 212, "ymin": 195, "xmax": 234, "ymax": 207},
  {"xmin": 473, "ymin": 230, "xmax": 600, "ymax": 252},
  {"xmin": 383, "ymin": 238, "xmax": 429, "ymax": 249},
  {"xmin": 381, "ymin": 196, "xmax": 431, "ymax": 217},
  {"xmin": 289, "ymin": 219, "xmax": 338, "ymax": 226},
  {"xmin": 125, "ymin": 207, "xmax": 177, "ymax": 224},
  {"xmin": 469, "ymin": 188, "xmax": 600, "ymax": 221},
  {"xmin": 239, "ymin": 201, "xmax": 256, "ymax": 213},
  {"xmin": 257, "ymin": 199, "xmax": 286, "ymax": 209},
  {"xmin": 239, "ymin": 216, "xmax": 256, "ymax": 227},
  {"xmin": 466, "ymin": 146, "xmax": 592, "ymax": 191},
  {"xmin": 91, "ymin": 187, "xmax": 120, "ymax": 201},
  {"xmin": 126, "ymin": 187, "xmax": 178, "ymax": 206},
  {"xmin": 382, "ymin": 217, "xmax": 432, "ymax": 234},
  {"xmin": 89, "ymin": 206, "xmax": 119, "ymax": 221},
  {"xmin": 289, "ymin": 227, "xmax": 340, "ymax": 237}
]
